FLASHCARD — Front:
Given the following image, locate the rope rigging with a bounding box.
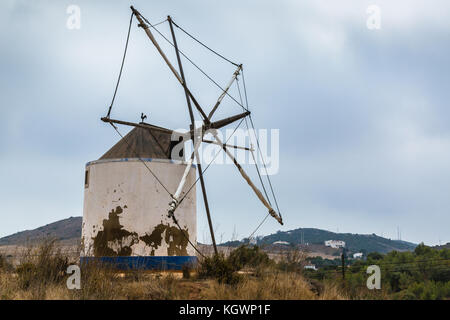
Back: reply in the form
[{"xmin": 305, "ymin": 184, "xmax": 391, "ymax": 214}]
[
  {"xmin": 104, "ymin": 8, "xmax": 284, "ymax": 254},
  {"xmin": 176, "ymin": 117, "xmax": 246, "ymax": 207},
  {"xmin": 247, "ymin": 213, "xmax": 270, "ymax": 242},
  {"xmin": 136, "ymin": 12, "xmax": 248, "ymax": 113},
  {"xmin": 108, "ymin": 122, "xmax": 173, "ymax": 197},
  {"xmin": 106, "ymin": 12, "xmax": 134, "ymax": 118},
  {"xmin": 236, "ymin": 70, "xmax": 284, "ymax": 241},
  {"xmin": 142, "ymin": 14, "xmax": 283, "ymax": 226},
  {"xmin": 236, "ymin": 77, "xmax": 272, "ymax": 207},
  {"xmin": 242, "ymin": 70, "xmax": 283, "ymax": 221},
  {"xmin": 236, "ymin": 82, "xmax": 274, "ymax": 243},
  {"xmin": 171, "ymin": 20, "xmax": 240, "ymax": 67},
  {"xmin": 105, "ymin": 10, "xmax": 249, "ymax": 121}
]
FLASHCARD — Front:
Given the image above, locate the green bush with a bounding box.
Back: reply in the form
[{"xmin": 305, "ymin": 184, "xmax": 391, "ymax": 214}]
[
  {"xmin": 341, "ymin": 246, "xmax": 450, "ymax": 299},
  {"xmin": 367, "ymin": 252, "xmax": 383, "ymax": 261},
  {"xmin": 228, "ymin": 245, "xmax": 271, "ymax": 270},
  {"xmin": 197, "ymin": 253, "xmax": 240, "ymax": 285},
  {"xmin": 276, "ymin": 249, "xmax": 307, "ymax": 273},
  {"xmin": 399, "ymin": 281, "xmax": 450, "ymax": 300}
]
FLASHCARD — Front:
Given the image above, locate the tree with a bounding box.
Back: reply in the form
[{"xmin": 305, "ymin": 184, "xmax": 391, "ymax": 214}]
[{"xmin": 414, "ymin": 243, "xmax": 432, "ymax": 256}]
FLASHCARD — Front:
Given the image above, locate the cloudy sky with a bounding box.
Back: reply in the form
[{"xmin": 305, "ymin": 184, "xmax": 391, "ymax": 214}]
[{"xmin": 1, "ymin": 0, "xmax": 449, "ymax": 246}]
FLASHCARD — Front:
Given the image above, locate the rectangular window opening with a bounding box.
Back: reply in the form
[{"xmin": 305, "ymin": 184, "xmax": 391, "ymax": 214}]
[{"xmin": 84, "ymin": 169, "xmax": 89, "ymax": 188}]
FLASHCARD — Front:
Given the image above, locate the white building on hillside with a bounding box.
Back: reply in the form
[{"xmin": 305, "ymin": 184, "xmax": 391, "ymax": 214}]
[
  {"xmin": 324, "ymin": 240, "xmax": 346, "ymax": 248},
  {"xmin": 273, "ymin": 241, "xmax": 290, "ymax": 245},
  {"xmin": 304, "ymin": 264, "xmax": 318, "ymax": 271}
]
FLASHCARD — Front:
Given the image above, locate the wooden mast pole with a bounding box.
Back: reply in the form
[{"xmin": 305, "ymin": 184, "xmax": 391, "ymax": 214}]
[
  {"xmin": 130, "ymin": 6, "xmax": 210, "ymax": 123},
  {"xmin": 128, "ymin": 6, "xmax": 283, "ymax": 229},
  {"xmin": 168, "ymin": 15, "xmax": 218, "ymax": 255}
]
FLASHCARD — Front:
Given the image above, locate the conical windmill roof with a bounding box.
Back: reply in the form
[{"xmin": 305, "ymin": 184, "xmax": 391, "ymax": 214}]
[{"xmin": 99, "ymin": 125, "xmax": 175, "ymax": 160}]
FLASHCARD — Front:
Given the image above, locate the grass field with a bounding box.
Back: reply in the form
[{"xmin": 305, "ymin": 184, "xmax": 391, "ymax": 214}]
[
  {"xmin": 0, "ymin": 240, "xmax": 349, "ymax": 300},
  {"xmin": 1, "ymin": 240, "xmax": 448, "ymax": 300}
]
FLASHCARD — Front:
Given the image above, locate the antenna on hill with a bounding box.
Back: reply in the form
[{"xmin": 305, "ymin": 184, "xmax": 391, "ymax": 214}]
[{"xmin": 397, "ymin": 226, "xmax": 402, "ymax": 241}]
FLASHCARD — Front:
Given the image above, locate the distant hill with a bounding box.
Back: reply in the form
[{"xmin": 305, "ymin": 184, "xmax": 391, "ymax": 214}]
[
  {"xmin": 0, "ymin": 218, "xmax": 417, "ymax": 255},
  {"xmin": 433, "ymin": 243, "xmax": 450, "ymax": 250},
  {"xmin": 221, "ymin": 228, "xmax": 417, "ymax": 254},
  {"xmin": 0, "ymin": 217, "xmax": 82, "ymax": 246}
]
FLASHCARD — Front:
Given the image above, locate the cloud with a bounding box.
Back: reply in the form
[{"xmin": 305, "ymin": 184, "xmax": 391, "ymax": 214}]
[{"xmin": 0, "ymin": 0, "xmax": 449, "ymax": 245}]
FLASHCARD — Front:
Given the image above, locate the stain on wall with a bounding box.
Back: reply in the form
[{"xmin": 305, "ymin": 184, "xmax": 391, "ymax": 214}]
[
  {"xmin": 83, "ymin": 161, "xmax": 196, "ymax": 258},
  {"xmin": 140, "ymin": 223, "xmax": 189, "ymax": 256},
  {"xmin": 92, "ymin": 206, "xmax": 139, "ymax": 256},
  {"xmin": 91, "ymin": 206, "xmax": 190, "ymax": 257}
]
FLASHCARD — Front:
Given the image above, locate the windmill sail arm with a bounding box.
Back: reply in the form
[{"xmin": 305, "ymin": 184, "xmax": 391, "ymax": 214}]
[
  {"xmin": 212, "ymin": 132, "xmax": 283, "ymax": 225},
  {"xmin": 209, "ymin": 111, "xmax": 250, "ymax": 130},
  {"xmin": 130, "ymin": 6, "xmax": 210, "ymax": 123},
  {"xmin": 101, "ymin": 117, "xmax": 191, "ymax": 138},
  {"xmin": 208, "ymin": 64, "xmax": 242, "ymax": 120},
  {"xmin": 167, "ymin": 133, "xmax": 203, "ymax": 217},
  {"xmin": 202, "ymin": 139, "xmax": 254, "ymax": 151},
  {"xmin": 131, "ymin": 7, "xmax": 182, "ymax": 84}
]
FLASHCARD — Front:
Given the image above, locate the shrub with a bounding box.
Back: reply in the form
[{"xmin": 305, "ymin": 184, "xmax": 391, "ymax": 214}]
[
  {"xmin": 16, "ymin": 262, "xmax": 38, "ymax": 290},
  {"xmin": 197, "ymin": 253, "xmax": 240, "ymax": 285},
  {"xmin": 414, "ymin": 243, "xmax": 433, "ymax": 256},
  {"xmin": 228, "ymin": 245, "xmax": 271, "ymax": 270},
  {"xmin": 16, "ymin": 240, "xmax": 69, "ymax": 290},
  {"xmin": 276, "ymin": 249, "xmax": 307, "ymax": 273},
  {"xmin": 182, "ymin": 264, "xmax": 191, "ymax": 279},
  {"xmin": 0, "ymin": 255, "xmax": 13, "ymax": 272},
  {"xmin": 71, "ymin": 261, "xmax": 120, "ymax": 300},
  {"xmin": 367, "ymin": 252, "xmax": 383, "ymax": 261}
]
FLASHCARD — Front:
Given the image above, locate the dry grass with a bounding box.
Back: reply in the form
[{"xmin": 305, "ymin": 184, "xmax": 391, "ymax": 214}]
[
  {"xmin": 0, "ymin": 241, "xmax": 351, "ymax": 300},
  {"xmin": 318, "ymin": 283, "xmax": 349, "ymax": 300},
  {"xmin": 0, "ymin": 271, "xmax": 348, "ymax": 300},
  {"xmin": 203, "ymin": 272, "xmax": 317, "ymax": 300}
]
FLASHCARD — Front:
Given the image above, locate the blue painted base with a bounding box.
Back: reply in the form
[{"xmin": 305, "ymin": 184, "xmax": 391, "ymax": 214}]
[{"xmin": 80, "ymin": 256, "xmax": 197, "ymax": 270}]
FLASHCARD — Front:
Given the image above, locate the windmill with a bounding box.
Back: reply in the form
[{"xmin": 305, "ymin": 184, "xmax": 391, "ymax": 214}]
[{"xmin": 99, "ymin": 6, "xmax": 283, "ymax": 257}]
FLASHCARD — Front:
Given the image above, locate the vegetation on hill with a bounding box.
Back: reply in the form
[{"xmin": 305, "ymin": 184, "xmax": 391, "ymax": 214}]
[
  {"xmin": 304, "ymin": 243, "xmax": 450, "ymax": 299},
  {"xmin": 433, "ymin": 242, "xmax": 450, "ymax": 250},
  {"xmin": 1, "ymin": 217, "xmax": 417, "ymax": 256},
  {"xmin": 221, "ymin": 228, "xmax": 417, "ymax": 254},
  {"xmin": 0, "ymin": 240, "xmax": 448, "ymax": 300}
]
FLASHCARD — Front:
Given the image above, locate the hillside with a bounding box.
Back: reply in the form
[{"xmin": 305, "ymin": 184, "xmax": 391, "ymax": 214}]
[
  {"xmin": 221, "ymin": 228, "xmax": 417, "ymax": 254},
  {"xmin": 433, "ymin": 242, "xmax": 450, "ymax": 250},
  {"xmin": 0, "ymin": 217, "xmax": 82, "ymax": 246},
  {"xmin": 0, "ymin": 218, "xmax": 417, "ymax": 255}
]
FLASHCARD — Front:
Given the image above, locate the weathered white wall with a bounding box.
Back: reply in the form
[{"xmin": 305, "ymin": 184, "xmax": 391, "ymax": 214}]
[{"xmin": 82, "ymin": 158, "xmax": 196, "ymax": 257}]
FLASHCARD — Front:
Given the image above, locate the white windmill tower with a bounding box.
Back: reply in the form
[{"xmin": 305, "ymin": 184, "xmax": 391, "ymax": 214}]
[{"xmin": 81, "ymin": 6, "xmax": 283, "ymax": 270}]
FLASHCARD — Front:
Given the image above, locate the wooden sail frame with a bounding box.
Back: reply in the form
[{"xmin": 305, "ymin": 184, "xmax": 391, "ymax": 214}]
[{"xmin": 104, "ymin": 6, "xmax": 284, "ymax": 255}]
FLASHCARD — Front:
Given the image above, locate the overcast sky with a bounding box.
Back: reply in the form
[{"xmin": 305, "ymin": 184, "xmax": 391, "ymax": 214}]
[{"xmin": 1, "ymin": 0, "xmax": 449, "ymax": 246}]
